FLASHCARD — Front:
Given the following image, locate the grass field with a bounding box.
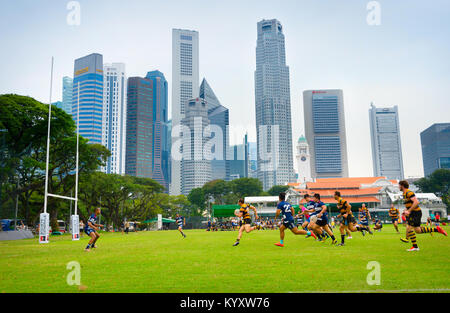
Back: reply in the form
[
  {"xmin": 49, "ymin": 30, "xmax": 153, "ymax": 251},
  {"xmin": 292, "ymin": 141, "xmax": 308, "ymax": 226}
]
[{"xmin": 1, "ymin": 225, "xmax": 449, "ymax": 293}]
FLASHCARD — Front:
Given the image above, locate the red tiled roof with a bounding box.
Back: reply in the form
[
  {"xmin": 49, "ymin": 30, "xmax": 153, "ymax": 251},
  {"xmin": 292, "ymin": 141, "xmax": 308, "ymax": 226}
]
[
  {"xmin": 315, "ymin": 177, "xmax": 387, "ymax": 184},
  {"xmin": 294, "ymin": 187, "xmax": 382, "ymax": 197},
  {"xmin": 306, "ymin": 182, "xmax": 362, "ymax": 189},
  {"xmin": 299, "ymin": 196, "xmax": 380, "ymax": 204}
]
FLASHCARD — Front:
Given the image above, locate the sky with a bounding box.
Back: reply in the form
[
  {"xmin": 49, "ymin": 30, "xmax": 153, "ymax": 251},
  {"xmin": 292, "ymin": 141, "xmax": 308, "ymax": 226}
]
[{"xmin": 0, "ymin": 0, "xmax": 449, "ymax": 178}]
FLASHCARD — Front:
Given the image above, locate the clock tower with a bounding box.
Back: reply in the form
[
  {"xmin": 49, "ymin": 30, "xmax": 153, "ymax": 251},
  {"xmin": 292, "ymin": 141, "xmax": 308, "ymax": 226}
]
[{"xmin": 295, "ymin": 135, "xmax": 312, "ymax": 183}]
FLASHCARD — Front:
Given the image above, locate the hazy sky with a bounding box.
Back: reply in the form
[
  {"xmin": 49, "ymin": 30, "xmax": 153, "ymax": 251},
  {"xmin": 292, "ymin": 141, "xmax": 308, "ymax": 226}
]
[{"xmin": 1, "ymin": 0, "xmax": 449, "ymax": 178}]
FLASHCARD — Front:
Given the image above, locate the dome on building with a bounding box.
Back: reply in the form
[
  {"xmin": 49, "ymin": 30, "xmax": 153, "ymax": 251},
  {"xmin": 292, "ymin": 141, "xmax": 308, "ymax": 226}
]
[{"xmin": 298, "ymin": 135, "xmax": 307, "ymax": 144}]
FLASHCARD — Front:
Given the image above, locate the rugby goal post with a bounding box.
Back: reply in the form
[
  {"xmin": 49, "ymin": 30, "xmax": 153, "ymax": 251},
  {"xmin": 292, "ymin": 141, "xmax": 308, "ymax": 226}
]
[{"xmin": 40, "ymin": 57, "xmax": 80, "ymax": 243}]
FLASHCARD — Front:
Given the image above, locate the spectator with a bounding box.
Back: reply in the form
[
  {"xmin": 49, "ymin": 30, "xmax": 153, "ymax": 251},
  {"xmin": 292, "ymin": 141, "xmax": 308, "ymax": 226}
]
[{"xmin": 435, "ymin": 213, "xmax": 440, "ymax": 224}]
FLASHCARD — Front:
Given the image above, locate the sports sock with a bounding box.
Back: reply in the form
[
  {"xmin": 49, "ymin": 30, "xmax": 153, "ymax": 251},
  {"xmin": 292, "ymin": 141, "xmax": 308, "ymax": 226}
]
[
  {"xmin": 330, "ymin": 235, "xmax": 335, "ymax": 240},
  {"xmin": 85, "ymin": 244, "xmax": 91, "ymax": 249},
  {"xmin": 408, "ymin": 230, "xmax": 418, "ymax": 248},
  {"xmin": 341, "ymin": 234, "xmax": 345, "ymax": 244},
  {"xmin": 280, "ymin": 239, "xmax": 284, "ymax": 244},
  {"xmin": 420, "ymin": 226, "xmax": 437, "ymax": 233}
]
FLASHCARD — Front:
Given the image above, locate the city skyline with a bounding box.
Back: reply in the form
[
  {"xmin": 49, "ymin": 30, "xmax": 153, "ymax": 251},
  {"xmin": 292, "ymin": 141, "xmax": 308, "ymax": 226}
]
[{"xmin": 1, "ymin": 1, "xmax": 450, "ymax": 178}]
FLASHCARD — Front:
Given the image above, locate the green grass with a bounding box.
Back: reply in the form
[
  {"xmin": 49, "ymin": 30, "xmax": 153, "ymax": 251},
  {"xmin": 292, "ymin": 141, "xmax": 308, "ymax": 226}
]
[{"xmin": 0, "ymin": 225, "xmax": 449, "ymax": 293}]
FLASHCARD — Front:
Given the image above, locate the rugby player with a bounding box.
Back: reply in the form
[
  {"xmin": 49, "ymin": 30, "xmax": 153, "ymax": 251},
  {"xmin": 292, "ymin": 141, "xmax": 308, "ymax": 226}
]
[
  {"xmin": 358, "ymin": 203, "xmax": 373, "ymax": 236},
  {"xmin": 388, "ymin": 203, "xmax": 400, "ymax": 233},
  {"xmin": 398, "ymin": 180, "xmax": 447, "ymax": 251},
  {"xmin": 233, "ymin": 199, "xmax": 258, "ymax": 246},
  {"xmin": 84, "ymin": 207, "xmax": 103, "ymax": 252},
  {"xmin": 274, "ymin": 192, "xmax": 316, "ymax": 247},
  {"xmin": 175, "ymin": 213, "xmax": 186, "ymax": 238},
  {"xmin": 309, "ymin": 193, "xmax": 337, "ymax": 244},
  {"xmin": 335, "ymin": 191, "xmax": 370, "ymax": 246}
]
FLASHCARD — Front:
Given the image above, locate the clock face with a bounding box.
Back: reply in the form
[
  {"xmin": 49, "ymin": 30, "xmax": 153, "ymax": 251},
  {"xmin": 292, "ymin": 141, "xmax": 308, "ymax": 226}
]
[{"xmin": 301, "ymin": 156, "xmax": 307, "ymax": 162}]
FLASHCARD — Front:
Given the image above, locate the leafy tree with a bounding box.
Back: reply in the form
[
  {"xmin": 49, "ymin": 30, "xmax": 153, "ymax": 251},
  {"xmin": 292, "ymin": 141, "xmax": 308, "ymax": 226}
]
[
  {"xmin": 415, "ymin": 169, "xmax": 450, "ymax": 209},
  {"xmin": 267, "ymin": 185, "xmax": 289, "ymax": 196},
  {"xmin": 0, "ymin": 94, "xmax": 109, "ymax": 227},
  {"xmin": 202, "ymin": 179, "xmax": 230, "ymax": 205},
  {"xmin": 229, "ymin": 177, "xmax": 263, "ymax": 199},
  {"xmin": 188, "ymin": 188, "xmax": 206, "ymax": 210}
]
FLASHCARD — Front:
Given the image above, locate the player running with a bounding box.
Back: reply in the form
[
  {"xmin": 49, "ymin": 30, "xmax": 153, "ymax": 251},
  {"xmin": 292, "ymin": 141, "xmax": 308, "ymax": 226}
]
[
  {"xmin": 233, "ymin": 199, "xmax": 258, "ymax": 246},
  {"xmin": 175, "ymin": 213, "xmax": 186, "ymax": 238},
  {"xmin": 358, "ymin": 203, "xmax": 373, "ymax": 236},
  {"xmin": 335, "ymin": 191, "xmax": 371, "ymax": 246},
  {"xmin": 398, "ymin": 180, "xmax": 447, "ymax": 251},
  {"xmin": 388, "ymin": 203, "xmax": 400, "ymax": 233},
  {"xmin": 84, "ymin": 207, "xmax": 103, "ymax": 252},
  {"xmin": 309, "ymin": 193, "xmax": 337, "ymax": 244},
  {"xmin": 274, "ymin": 192, "xmax": 316, "ymax": 247}
]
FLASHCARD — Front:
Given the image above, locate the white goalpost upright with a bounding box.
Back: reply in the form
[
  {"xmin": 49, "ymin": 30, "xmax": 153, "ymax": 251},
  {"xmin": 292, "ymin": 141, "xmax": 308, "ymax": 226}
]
[{"xmin": 39, "ymin": 57, "xmax": 80, "ymax": 243}]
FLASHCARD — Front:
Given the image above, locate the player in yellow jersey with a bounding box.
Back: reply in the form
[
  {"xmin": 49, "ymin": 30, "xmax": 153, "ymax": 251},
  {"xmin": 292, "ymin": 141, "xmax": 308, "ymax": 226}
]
[
  {"xmin": 233, "ymin": 199, "xmax": 259, "ymax": 246},
  {"xmin": 334, "ymin": 191, "xmax": 371, "ymax": 246},
  {"xmin": 388, "ymin": 203, "xmax": 400, "ymax": 233},
  {"xmin": 398, "ymin": 180, "xmax": 447, "ymax": 251}
]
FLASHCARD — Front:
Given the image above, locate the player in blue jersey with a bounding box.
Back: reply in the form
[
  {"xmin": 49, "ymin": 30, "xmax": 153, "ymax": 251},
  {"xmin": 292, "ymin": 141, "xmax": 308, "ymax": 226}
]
[
  {"xmin": 373, "ymin": 218, "xmax": 383, "ymax": 231},
  {"xmin": 84, "ymin": 207, "xmax": 103, "ymax": 252},
  {"xmin": 274, "ymin": 192, "xmax": 316, "ymax": 247},
  {"xmin": 302, "ymin": 194, "xmax": 314, "ymax": 231},
  {"xmin": 309, "ymin": 193, "xmax": 338, "ymax": 244},
  {"xmin": 175, "ymin": 213, "xmax": 186, "ymax": 238},
  {"xmin": 358, "ymin": 203, "xmax": 373, "ymax": 236}
]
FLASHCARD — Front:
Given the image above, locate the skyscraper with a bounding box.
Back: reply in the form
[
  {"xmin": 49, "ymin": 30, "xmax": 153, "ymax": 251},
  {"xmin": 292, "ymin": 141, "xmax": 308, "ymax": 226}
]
[
  {"xmin": 171, "ymin": 29, "xmax": 199, "ymax": 195},
  {"xmin": 146, "ymin": 70, "xmax": 170, "ymax": 191},
  {"xmin": 62, "ymin": 76, "xmax": 73, "ymax": 115},
  {"xmin": 72, "ymin": 53, "xmax": 103, "ymax": 145},
  {"xmin": 303, "ymin": 89, "xmax": 349, "ymax": 178},
  {"xmin": 102, "ymin": 63, "xmax": 127, "ymax": 175},
  {"xmin": 255, "ymin": 19, "xmax": 295, "ymax": 190},
  {"xmin": 181, "ymin": 98, "xmax": 211, "ymax": 195},
  {"xmin": 229, "ymin": 144, "xmax": 246, "ymax": 180},
  {"xmin": 369, "ymin": 103, "xmax": 404, "ymax": 180},
  {"xmin": 125, "ymin": 77, "xmax": 153, "ymax": 178},
  {"xmin": 420, "ymin": 123, "xmax": 450, "ymax": 176},
  {"xmin": 199, "ymin": 78, "xmax": 230, "ymax": 181}
]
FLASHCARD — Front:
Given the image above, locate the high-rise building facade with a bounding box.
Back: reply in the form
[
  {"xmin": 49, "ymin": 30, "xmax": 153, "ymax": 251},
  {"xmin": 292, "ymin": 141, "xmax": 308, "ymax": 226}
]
[
  {"xmin": 62, "ymin": 76, "xmax": 73, "ymax": 115},
  {"xmin": 72, "ymin": 53, "xmax": 103, "ymax": 144},
  {"xmin": 125, "ymin": 77, "xmax": 153, "ymax": 178},
  {"xmin": 102, "ymin": 63, "xmax": 127, "ymax": 175},
  {"xmin": 248, "ymin": 142, "xmax": 258, "ymax": 178},
  {"xmin": 303, "ymin": 89, "xmax": 349, "ymax": 178},
  {"xmin": 369, "ymin": 103, "xmax": 404, "ymax": 180},
  {"xmin": 146, "ymin": 70, "xmax": 170, "ymax": 191},
  {"xmin": 181, "ymin": 98, "xmax": 211, "ymax": 195},
  {"xmin": 199, "ymin": 78, "xmax": 230, "ymax": 182},
  {"xmin": 420, "ymin": 123, "xmax": 450, "ymax": 176},
  {"xmin": 255, "ymin": 19, "xmax": 295, "ymax": 190},
  {"xmin": 171, "ymin": 29, "xmax": 199, "ymax": 195}
]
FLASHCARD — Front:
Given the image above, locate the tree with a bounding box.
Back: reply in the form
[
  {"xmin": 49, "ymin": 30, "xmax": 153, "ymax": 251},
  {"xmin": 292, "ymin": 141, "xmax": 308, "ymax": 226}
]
[
  {"xmin": 202, "ymin": 179, "xmax": 230, "ymax": 205},
  {"xmin": 188, "ymin": 188, "xmax": 206, "ymax": 210},
  {"xmin": 0, "ymin": 94, "xmax": 109, "ymax": 226},
  {"xmin": 229, "ymin": 177, "xmax": 263, "ymax": 199},
  {"xmin": 267, "ymin": 185, "xmax": 289, "ymax": 196},
  {"xmin": 415, "ymin": 169, "xmax": 450, "ymax": 209}
]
